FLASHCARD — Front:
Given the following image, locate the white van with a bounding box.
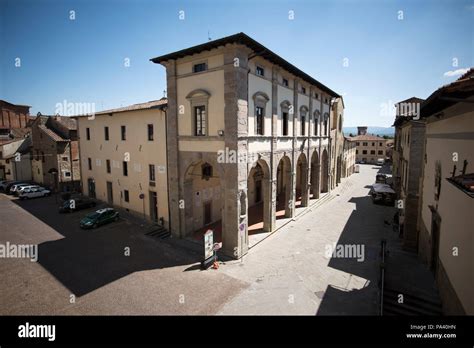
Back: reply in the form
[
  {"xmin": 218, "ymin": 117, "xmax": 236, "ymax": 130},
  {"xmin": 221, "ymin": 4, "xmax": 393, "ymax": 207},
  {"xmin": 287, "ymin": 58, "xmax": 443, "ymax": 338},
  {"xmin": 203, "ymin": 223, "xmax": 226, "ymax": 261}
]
[{"xmin": 377, "ymin": 158, "xmax": 385, "ymax": 166}]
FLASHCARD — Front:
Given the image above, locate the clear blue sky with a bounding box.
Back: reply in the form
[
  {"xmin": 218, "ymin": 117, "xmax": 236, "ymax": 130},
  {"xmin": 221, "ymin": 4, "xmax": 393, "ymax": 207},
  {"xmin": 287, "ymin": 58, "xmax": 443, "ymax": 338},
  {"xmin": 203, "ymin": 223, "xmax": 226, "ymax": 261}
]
[{"xmin": 1, "ymin": 0, "xmax": 473, "ymax": 126}]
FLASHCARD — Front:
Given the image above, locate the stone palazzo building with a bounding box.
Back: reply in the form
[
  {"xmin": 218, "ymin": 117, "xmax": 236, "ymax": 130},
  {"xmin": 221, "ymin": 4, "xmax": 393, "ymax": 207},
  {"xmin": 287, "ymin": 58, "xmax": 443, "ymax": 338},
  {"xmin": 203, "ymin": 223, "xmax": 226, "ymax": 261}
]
[{"xmin": 151, "ymin": 33, "xmax": 344, "ymax": 258}]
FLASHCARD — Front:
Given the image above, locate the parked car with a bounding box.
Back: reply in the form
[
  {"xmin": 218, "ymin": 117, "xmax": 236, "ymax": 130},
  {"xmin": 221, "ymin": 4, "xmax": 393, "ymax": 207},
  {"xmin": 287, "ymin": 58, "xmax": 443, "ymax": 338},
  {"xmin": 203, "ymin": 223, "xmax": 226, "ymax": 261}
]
[
  {"xmin": 15, "ymin": 185, "xmax": 41, "ymax": 196},
  {"xmin": 80, "ymin": 208, "xmax": 119, "ymax": 229},
  {"xmin": 9, "ymin": 183, "xmax": 31, "ymax": 195},
  {"xmin": 377, "ymin": 158, "xmax": 385, "ymax": 166},
  {"xmin": 18, "ymin": 187, "xmax": 51, "ymax": 200},
  {"xmin": 59, "ymin": 197, "xmax": 96, "ymax": 213},
  {"xmin": 370, "ymin": 183, "xmax": 396, "ymax": 205},
  {"xmin": 0, "ymin": 180, "xmax": 14, "ymax": 192}
]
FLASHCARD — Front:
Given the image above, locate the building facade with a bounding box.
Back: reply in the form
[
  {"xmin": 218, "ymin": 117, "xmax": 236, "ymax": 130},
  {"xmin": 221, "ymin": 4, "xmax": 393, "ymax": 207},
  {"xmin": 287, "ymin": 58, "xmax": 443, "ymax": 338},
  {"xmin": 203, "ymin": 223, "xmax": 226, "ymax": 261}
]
[
  {"xmin": 392, "ymin": 97, "xmax": 425, "ymax": 250},
  {"xmin": 330, "ymin": 97, "xmax": 345, "ymax": 187},
  {"xmin": 349, "ymin": 126, "xmax": 390, "ymax": 164},
  {"xmin": 76, "ymin": 100, "xmax": 169, "ymax": 228},
  {"xmin": 0, "ymin": 100, "xmax": 32, "ymax": 132},
  {"xmin": 342, "ymin": 137, "xmax": 356, "ymax": 178},
  {"xmin": 418, "ymin": 70, "xmax": 473, "ymax": 315},
  {"xmin": 152, "ymin": 33, "xmax": 341, "ymax": 258},
  {"xmin": 30, "ymin": 115, "xmax": 80, "ymax": 191},
  {"xmin": 0, "ymin": 136, "xmax": 32, "ymax": 181}
]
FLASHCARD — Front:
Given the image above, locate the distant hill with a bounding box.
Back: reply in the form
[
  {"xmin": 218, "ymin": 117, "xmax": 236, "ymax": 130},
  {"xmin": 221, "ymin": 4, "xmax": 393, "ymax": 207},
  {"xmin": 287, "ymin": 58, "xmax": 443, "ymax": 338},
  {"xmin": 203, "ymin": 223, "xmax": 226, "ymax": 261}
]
[{"xmin": 343, "ymin": 126, "xmax": 394, "ymax": 137}]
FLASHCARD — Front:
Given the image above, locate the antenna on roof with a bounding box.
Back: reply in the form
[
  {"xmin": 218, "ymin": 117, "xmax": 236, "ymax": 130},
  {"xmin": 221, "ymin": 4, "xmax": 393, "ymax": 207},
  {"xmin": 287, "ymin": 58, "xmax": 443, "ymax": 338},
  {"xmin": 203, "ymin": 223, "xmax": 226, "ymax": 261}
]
[
  {"xmin": 208, "ymin": 30, "xmax": 212, "ymax": 41},
  {"xmin": 163, "ymin": 89, "xmax": 167, "ymax": 98}
]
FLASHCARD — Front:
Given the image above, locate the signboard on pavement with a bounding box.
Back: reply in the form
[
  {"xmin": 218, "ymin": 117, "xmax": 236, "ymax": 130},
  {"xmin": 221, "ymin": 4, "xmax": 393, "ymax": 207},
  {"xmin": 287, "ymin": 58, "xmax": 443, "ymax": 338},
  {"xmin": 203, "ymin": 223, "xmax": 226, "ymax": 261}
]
[{"xmin": 204, "ymin": 230, "xmax": 214, "ymax": 260}]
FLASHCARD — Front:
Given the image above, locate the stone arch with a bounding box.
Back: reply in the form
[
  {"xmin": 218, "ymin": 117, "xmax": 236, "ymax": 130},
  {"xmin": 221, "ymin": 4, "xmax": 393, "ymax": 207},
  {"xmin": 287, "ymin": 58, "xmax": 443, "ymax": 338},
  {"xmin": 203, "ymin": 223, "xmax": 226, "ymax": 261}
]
[
  {"xmin": 276, "ymin": 154, "xmax": 292, "ymax": 218},
  {"xmin": 247, "ymin": 158, "xmax": 272, "ymax": 233},
  {"xmin": 310, "ymin": 150, "xmax": 320, "ymax": 199},
  {"xmin": 321, "ymin": 148, "xmax": 329, "ymax": 193},
  {"xmin": 182, "ymin": 159, "xmax": 223, "ymax": 238},
  {"xmin": 295, "ymin": 152, "xmax": 309, "ymax": 207}
]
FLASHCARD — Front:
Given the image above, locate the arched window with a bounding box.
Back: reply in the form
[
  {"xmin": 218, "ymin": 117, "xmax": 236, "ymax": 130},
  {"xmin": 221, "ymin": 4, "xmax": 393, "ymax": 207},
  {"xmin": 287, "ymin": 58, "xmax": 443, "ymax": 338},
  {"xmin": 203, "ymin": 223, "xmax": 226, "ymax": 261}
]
[
  {"xmin": 313, "ymin": 110, "xmax": 320, "ymax": 136},
  {"xmin": 253, "ymin": 92, "xmax": 269, "ymax": 136},
  {"xmin": 201, "ymin": 162, "xmax": 213, "ymax": 180},
  {"xmin": 323, "ymin": 113, "xmax": 329, "ymax": 136},
  {"xmin": 280, "ymin": 100, "xmax": 291, "ymax": 136},
  {"xmin": 186, "ymin": 89, "xmax": 211, "ymax": 136},
  {"xmin": 300, "ymin": 106, "xmax": 308, "ymax": 136}
]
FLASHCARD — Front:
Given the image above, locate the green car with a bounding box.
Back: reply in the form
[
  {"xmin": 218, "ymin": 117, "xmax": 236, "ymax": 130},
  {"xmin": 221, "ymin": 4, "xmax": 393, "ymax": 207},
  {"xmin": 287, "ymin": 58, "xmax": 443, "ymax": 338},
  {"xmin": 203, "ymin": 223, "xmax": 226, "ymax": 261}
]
[{"xmin": 80, "ymin": 208, "xmax": 119, "ymax": 229}]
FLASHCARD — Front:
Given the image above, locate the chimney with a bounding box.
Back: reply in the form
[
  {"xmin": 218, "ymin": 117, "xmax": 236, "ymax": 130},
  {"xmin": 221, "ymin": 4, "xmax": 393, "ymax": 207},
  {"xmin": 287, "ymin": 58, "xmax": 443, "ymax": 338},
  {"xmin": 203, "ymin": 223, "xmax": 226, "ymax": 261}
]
[{"xmin": 357, "ymin": 126, "xmax": 367, "ymax": 136}]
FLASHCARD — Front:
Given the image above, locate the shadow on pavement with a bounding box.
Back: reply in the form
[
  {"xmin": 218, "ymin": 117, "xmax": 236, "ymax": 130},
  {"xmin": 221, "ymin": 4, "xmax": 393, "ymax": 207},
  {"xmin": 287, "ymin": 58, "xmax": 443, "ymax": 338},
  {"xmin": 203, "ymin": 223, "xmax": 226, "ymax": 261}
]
[
  {"xmin": 317, "ymin": 195, "xmax": 396, "ymax": 315},
  {"xmin": 12, "ymin": 196, "xmax": 201, "ymax": 297}
]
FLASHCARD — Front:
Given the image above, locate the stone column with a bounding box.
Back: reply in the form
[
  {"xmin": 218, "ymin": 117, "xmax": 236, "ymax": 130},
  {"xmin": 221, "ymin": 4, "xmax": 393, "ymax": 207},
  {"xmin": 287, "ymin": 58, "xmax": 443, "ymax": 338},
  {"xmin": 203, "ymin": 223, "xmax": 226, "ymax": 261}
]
[
  {"xmin": 222, "ymin": 44, "xmax": 250, "ymax": 259},
  {"xmin": 269, "ymin": 66, "xmax": 279, "ymax": 231},
  {"xmin": 289, "ymin": 79, "xmax": 299, "ymax": 217},
  {"xmin": 164, "ymin": 60, "xmax": 181, "ymax": 237}
]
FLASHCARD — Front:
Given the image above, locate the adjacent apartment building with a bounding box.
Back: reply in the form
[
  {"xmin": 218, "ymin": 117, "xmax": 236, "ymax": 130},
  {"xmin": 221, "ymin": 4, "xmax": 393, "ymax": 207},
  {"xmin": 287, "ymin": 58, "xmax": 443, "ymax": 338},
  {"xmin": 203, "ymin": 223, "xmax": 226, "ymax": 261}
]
[
  {"xmin": 151, "ymin": 32, "xmax": 343, "ymax": 258},
  {"xmin": 30, "ymin": 115, "xmax": 80, "ymax": 191},
  {"xmin": 342, "ymin": 137, "xmax": 356, "ymax": 178},
  {"xmin": 392, "ymin": 97, "xmax": 425, "ymax": 250},
  {"xmin": 349, "ymin": 126, "xmax": 390, "ymax": 164},
  {"xmin": 75, "ymin": 99, "xmax": 169, "ymax": 228},
  {"xmin": 417, "ymin": 69, "xmax": 473, "ymax": 315}
]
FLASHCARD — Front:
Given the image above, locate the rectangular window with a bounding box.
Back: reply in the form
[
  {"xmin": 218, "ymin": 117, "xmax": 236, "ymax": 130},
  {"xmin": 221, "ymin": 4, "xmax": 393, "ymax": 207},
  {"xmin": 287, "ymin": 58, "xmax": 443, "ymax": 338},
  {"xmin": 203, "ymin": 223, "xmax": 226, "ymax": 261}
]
[
  {"xmin": 149, "ymin": 164, "xmax": 156, "ymax": 182},
  {"xmin": 62, "ymin": 156, "xmax": 68, "ymax": 161},
  {"xmin": 314, "ymin": 119, "xmax": 318, "ymax": 135},
  {"xmin": 356, "ymin": 150, "xmax": 359, "ymax": 154},
  {"xmin": 123, "ymin": 161, "xmax": 128, "ymax": 176},
  {"xmin": 363, "ymin": 142, "xmax": 368, "ymax": 146},
  {"xmin": 282, "ymin": 112, "xmax": 289, "ymax": 136},
  {"xmin": 104, "ymin": 126, "xmax": 109, "ymax": 141},
  {"xmin": 301, "ymin": 87, "xmax": 306, "ymax": 94},
  {"xmin": 106, "ymin": 159, "xmax": 111, "ymax": 173},
  {"xmin": 41, "ymin": 151, "xmax": 45, "ymax": 163},
  {"xmin": 88, "ymin": 158, "xmax": 92, "ymax": 170},
  {"xmin": 256, "ymin": 66, "xmax": 265, "ymax": 76},
  {"xmin": 363, "ymin": 150, "xmax": 367, "ymax": 155},
  {"xmin": 194, "ymin": 105, "xmax": 206, "ymax": 136},
  {"xmin": 379, "ymin": 142, "xmax": 383, "ymax": 146},
  {"xmin": 121, "ymin": 126, "xmax": 126, "ymax": 140},
  {"xmin": 372, "ymin": 142, "xmax": 375, "ymax": 146},
  {"xmin": 64, "ymin": 171, "xmax": 71, "ymax": 177},
  {"xmin": 356, "ymin": 142, "xmax": 360, "ymax": 146},
  {"xmin": 256, "ymin": 106, "xmax": 264, "ymax": 135},
  {"xmin": 370, "ymin": 150, "xmax": 375, "ymax": 155},
  {"xmin": 147, "ymin": 124, "xmax": 154, "ymax": 141},
  {"xmin": 378, "ymin": 150, "xmax": 384, "ymax": 155},
  {"xmin": 315, "ymin": 93, "xmax": 319, "ymax": 99},
  {"xmin": 282, "ymin": 78, "xmax": 289, "ymax": 87},
  {"xmin": 301, "ymin": 116, "xmax": 305, "ymax": 135},
  {"xmin": 193, "ymin": 63, "xmax": 207, "ymax": 73},
  {"xmin": 86, "ymin": 128, "xmax": 90, "ymax": 140},
  {"xmin": 124, "ymin": 190, "xmax": 129, "ymax": 202}
]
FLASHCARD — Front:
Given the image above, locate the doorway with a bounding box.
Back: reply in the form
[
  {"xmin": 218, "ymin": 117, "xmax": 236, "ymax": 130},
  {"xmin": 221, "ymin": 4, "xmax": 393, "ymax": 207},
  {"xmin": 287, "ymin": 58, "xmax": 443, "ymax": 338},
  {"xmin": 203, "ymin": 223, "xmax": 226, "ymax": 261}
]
[
  {"xmin": 149, "ymin": 191, "xmax": 158, "ymax": 222},
  {"xmin": 106, "ymin": 181, "xmax": 113, "ymax": 204},
  {"xmin": 88, "ymin": 178, "xmax": 96, "ymax": 198}
]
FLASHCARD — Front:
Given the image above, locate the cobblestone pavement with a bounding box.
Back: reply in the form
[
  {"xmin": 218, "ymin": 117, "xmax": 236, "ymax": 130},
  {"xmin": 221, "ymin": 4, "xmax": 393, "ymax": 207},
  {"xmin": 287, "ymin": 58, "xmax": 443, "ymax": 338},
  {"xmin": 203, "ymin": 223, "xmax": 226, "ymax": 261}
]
[{"xmin": 218, "ymin": 164, "xmax": 398, "ymax": 315}]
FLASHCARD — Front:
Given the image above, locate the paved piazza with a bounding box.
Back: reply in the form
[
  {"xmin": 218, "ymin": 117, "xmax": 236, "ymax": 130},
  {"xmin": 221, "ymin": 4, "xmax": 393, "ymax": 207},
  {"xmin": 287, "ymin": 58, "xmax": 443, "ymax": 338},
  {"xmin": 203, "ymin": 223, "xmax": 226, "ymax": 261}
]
[{"xmin": 0, "ymin": 164, "xmax": 396, "ymax": 315}]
